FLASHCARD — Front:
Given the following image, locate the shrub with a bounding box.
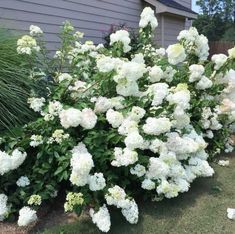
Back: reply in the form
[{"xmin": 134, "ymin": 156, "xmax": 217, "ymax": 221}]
[
  {"xmin": 0, "ymin": 7, "xmax": 235, "ymax": 232},
  {"xmin": 222, "ymin": 25, "xmax": 235, "ymax": 42}
]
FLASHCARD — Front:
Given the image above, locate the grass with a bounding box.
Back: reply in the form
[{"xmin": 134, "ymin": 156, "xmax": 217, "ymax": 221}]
[
  {"xmin": 39, "ymin": 154, "xmax": 235, "ymax": 234},
  {"xmin": 0, "ymin": 28, "xmax": 37, "ymax": 131}
]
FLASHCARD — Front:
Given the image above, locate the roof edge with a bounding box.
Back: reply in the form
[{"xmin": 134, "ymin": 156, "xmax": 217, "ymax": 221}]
[{"xmin": 144, "ymin": 0, "xmax": 198, "ymax": 19}]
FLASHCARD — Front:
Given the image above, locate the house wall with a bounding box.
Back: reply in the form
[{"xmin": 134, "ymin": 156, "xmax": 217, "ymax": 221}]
[
  {"xmin": 153, "ymin": 0, "xmax": 194, "ymax": 48},
  {"xmin": 0, "ymin": 0, "xmax": 143, "ymax": 52},
  {"xmin": 155, "ymin": 14, "xmax": 163, "ymax": 46},
  {"xmin": 174, "ymin": 0, "xmax": 193, "ymax": 29},
  {"xmin": 168, "ymin": 0, "xmax": 193, "ymax": 29},
  {"xmin": 160, "ymin": 14, "xmax": 186, "ymax": 48},
  {"xmin": 0, "ymin": 0, "xmax": 194, "ymax": 51}
]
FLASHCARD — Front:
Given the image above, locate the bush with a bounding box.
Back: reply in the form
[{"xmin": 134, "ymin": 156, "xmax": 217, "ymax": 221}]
[
  {"xmin": 0, "ymin": 7, "xmax": 235, "ymax": 232},
  {"xmin": 222, "ymin": 25, "xmax": 235, "ymax": 42}
]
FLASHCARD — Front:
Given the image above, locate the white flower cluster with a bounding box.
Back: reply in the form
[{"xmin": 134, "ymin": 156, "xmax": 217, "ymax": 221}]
[
  {"xmin": 43, "ymin": 100, "xmax": 63, "ymax": 121},
  {"xmin": 177, "ymin": 27, "xmax": 209, "ymax": 61},
  {"xmin": 126, "ymin": 127, "xmax": 215, "ymax": 199},
  {"xmin": 59, "ymin": 108, "xmax": 81, "ymax": 129},
  {"xmin": 69, "ymin": 40, "xmax": 97, "ymax": 57},
  {"xmin": 90, "ymin": 205, "xmax": 111, "ymax": 232},
  {"xmin": 28, "ymin": 195, "xmax": 42, "ymax": 206},
  {"xmin": 58, "ymin": 73, "xmax": 73, "ymax": 83},
  {"xmin": 139, "ymin": 7, "xmax": 158, "ymax": 29},
  {"xmin": 110, "ymin": 30, "xmax": 131, "ymax": 53},
  {"xmin": 88, "ymin": 173, "xmax": 106, "ymax": 191},
  {"xmin": 16, "ymin": 176, "xmax": 30, "ymax": 187},
  {"xmin": 189, "ymin": 64, "xmax": 212, "ymax": 90},
  {"xmin": 64, "ymin": 192, "xmax": 84, "ymax": 212},
  {"xmin": 211, "ymin": 54, "xmax": 227, "ymax": 70},
  {"xmin": 17, "ymin": 35, "xmax": 40, "ymax": 55},
  {"xmin": 220, "ymin": 69, "xmax": 235, "ymax": 118},
  {"xmin": 59, "ymin": 107, "xmax": 97, "ymax": 129},
  {"xmin": 130, "ymin": 164, "xmax": 146, "ymax": 177},
  {"xmin": 189, "ymin": 64, "xmax": 204, "ymax": 82},
  {"xmin": 48, "ymin": 129, "xmax": 69, "ymax": 144},
  {"xmin": 17, "ymin": 207, "xmax": 37, "ymax": 226},
  {"xmin": 228, "ymin": 47, "xmax": 235, "ymax": 58},
  {"xmin": 166, "ymin": 43, "xmax": 186, "ymax": 65},
  {"xmin": 80, "ymin": 108, "xmax": 98, "ymax": 129},
  {"xmin": 0, "ymin": 194, "xmax": 9, "ymax": 221},
  {"xmin": 107, "ymin": 59, "xmax": 146, "ymax": 97},
  {"xmin": 218, "ymin": 160, "xmax": 229, "ymax": 167},
  {"xmin": 68, "ymin": 80, "xmax": 91, "ymax": 100},
  {"xmin": 148, "ymin": 65, "xmax": 164, "ymax": 83},
  {"xmin": 105, "ymin": 185, "xmax": 139, "ymax": 224},
  {"xmin": 30, "ymin": 135, "xmax": 43, "ymax": 147},
  {"xmin": 28, "ymin": 97, "xmax": 45, "ymax": 113},
  {"xmin": 227, "ymin": 208, "xmax": 235, "ymax": 220},
  {"xmin": 70, "ymin": 142, "xmax": 94, "ymax": 186},
  {"xmin": 147, "ymin": 83, "xmax": 169, "ymax": 106},
  {"xmin": 143, "ymin": 117, "xmax": 172, "ymax": 135},
  {"xmin": 167, "ymin": 84, "xmax": 191, "ymax": 119},
  {"xmin": 201, "ymin": 107, "xmax": 222, "ymax": 130},
  {"xmin": 29, "ymin": 25, "xmax": 43, "ymax": 36},
  {"xmin": 96, "ymin": 56, "xmax": 122, "ymax": 73},
  {"xmin": 106, "ymin": 109, "xmax": 124, "ymax": 128},
  {"xmin": 118, "ymin": 64, "xmax": 146, "ymax": 96},
  {"xmin": 93, "ymin": 96, "xmax": 125, "ymax": 113},
  {"xmin": 0, "ymin": 149, "xmax": 27, "ymax": 175},
  {"xmin": 111, "ymin": 147, "xmax": 138, "ymax": 167}
]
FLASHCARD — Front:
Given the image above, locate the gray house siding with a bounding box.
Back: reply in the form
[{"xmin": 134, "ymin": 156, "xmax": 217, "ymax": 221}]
[
  {"xmin": 0, "ymin": 0, "xmax": 195, "ymax": 50},
  {"xmin": 161, "ymin": 14, "xmax": 186, "ymax": 47},
  {"xmin": 154, "ymin": 0, "xmax": 194, "ymax": 47},
  {"xmin": 174, "ymin": 0, "xmax": 193, "ymax": 29},
  {"xmin": 0, "ymin": 0, "xmax": 143, "ymax": 51}
]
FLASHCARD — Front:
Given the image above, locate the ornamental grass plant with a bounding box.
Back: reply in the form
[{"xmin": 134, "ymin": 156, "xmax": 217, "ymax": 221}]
[
  {"xmin": 0, "ymin": 28, "xmax": 35, "ymax": 130},
  {"xmin": 0, "ymin": 28, "xmax": 49, "ymax": 132},
  {"xmin": 0, "ymin": 7, "xmax": 235, "ymax": 232}
]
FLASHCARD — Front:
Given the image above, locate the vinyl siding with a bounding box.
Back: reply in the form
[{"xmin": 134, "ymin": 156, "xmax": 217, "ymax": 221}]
[
  {"xmin": 0, "ymin": 0, "xmax": 193, "ymax": 50},
  {"xmin": 0, "ymin": 0, "xmax": 143, "ymax": 51},
  {"xmin": 161, "ymin": 14, "xmax": 185, "ymax": 48},
  {"xmin": 174, "ymin": 0, "xmax": 193, "ymax": 29}
]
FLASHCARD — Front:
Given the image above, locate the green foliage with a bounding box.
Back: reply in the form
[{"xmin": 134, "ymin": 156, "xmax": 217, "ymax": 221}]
[
  {"xmin": 194, "ymin": 0, "xmax": 235, "ymax": 41},
  {"xmin": 196, "ymin": 0, "xmax": 235, "ymax": 20},
  {"xmin": 0, "ymin": 28, "xmax": 45, "ymax": 131},
  {"xmin": 193, "ymin": 14, "xmax": 226, "ymax": 41},
  {"xmin": 222, "ymin": 25, "xmax": 235, "ymax": 42}
]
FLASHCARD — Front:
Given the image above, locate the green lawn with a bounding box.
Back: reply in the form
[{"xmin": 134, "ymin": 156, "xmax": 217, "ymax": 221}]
[{"xmin": 41, "ymin": 155, "xmax": 235, "ymax": 234}]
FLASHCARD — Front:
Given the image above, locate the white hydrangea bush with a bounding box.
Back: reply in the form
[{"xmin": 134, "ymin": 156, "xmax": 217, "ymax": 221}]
[{"xmin": 0, "ymin": 7, "xmax": 235, "ymax": 232}]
